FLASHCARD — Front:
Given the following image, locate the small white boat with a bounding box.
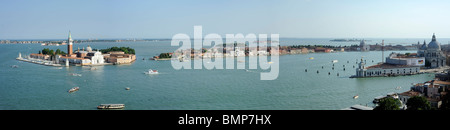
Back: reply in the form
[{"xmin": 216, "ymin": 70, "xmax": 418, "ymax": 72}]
[
  {"xmin": 11, "ymin": 65, "xmax": 19, "ymax": 68},
  {"xmin": 145, "ymin": 69, "xmax": 159, "ymax": 75},
  {"xmin": 353, "ymin": 95, "xmax": 359, "ymax": 99},
  {"xmin": 395, "ymin": 86, "xmax": 401, "ymax": 90},
  {"xmin": 97, "ymin": 104, "xmax": 125, "ymax": 109},
  {"xmin": 125, "ymin": 87, "xmax": 130, "ymax": 90},
  {"xmin": 69, "ymin": 73, "xmax": 82, "ymax": 77},
  {"xmin": 332, "ymin": 60, "xmax": 338, "ymax": 63},
  {"xmin": 68, "ymin": 87, "xmax": 79, "ymax": 93}
]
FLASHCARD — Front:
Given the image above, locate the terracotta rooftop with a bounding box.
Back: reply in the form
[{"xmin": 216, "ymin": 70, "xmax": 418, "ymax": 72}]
[
  {"xmin": 399, "ymin": 90, "xmax": 420, "ymax": 97},
  {"xmin": 433, "ymin": 80, "xmax": 450, "ymax": 86},
  {"xmin": 60, "ymin": 56, "xmax": 85, "ymax": 60},
  {"xmin": 30, "ymin": 53, "xmax": 48, "ymax": 56}
]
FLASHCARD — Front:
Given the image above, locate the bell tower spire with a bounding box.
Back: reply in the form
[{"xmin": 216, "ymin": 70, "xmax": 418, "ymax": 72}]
[{"xmin": 67, "ymin": 31, "xmax": 73, "ymax": 55}]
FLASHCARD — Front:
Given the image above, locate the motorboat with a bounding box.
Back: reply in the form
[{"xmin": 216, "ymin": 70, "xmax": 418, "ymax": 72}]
[
  {"xmin": 68, "ymin": 87, "xmax": 79, "ymax": 93},
  {"xmin": 353, "ymin": 95, "xmax": 359, "ymax": 99},
  {"xmin": 332, "ymin": 60, "xmax": 338, "ymax": 63},
  {"xmin": 145, "ymin": 69, "xmax": 159, "ymax": 74}
]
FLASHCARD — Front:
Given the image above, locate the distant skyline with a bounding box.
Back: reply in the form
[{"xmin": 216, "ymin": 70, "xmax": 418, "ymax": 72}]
[{"xmin": 1, "ymin": 0, "xmax": 450, "ymax": 39}]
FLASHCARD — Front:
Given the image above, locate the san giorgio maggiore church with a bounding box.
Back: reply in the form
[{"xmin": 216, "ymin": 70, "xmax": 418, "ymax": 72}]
[{"xmin": 354, "ymin": 34, "xmax": 446, "ymax": 78}]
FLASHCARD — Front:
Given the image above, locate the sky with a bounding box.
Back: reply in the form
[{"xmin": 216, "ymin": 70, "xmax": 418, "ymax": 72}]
[{"xmin": 0, "ymin": 0, "xmax": 450, "ymax": 39}]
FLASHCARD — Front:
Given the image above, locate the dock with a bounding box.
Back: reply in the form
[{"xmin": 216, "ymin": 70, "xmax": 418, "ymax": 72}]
[{"xmin": 16, "ymin": 57, "xmax": 62, "ymax": 67}]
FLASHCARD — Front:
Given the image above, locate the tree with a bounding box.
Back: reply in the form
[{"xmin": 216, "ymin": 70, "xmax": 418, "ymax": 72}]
[
  {"xmin": 49, "ymin": 50, "xmax": 54, "ymax": 56},
  {"xmin": 440, "ymin": 94, "xmax": 450, "ymax": 110},
  {"xmin": 406, "ymin": 96, "xmax": 431, "ymax": 110},
  {"xmin": 374, "ymin": 98, "xmax": 401, "ymax": 110},
  {"xmin": 54, "ymin": 49, "xmax": 66, "ymax": 55},
  {"xmin": 100, "ymin": 46, "xmax": 135, "ymax": 54}
]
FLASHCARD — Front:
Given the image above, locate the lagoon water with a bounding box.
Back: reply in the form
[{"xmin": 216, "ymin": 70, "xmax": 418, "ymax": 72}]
[{"xmin": 0, "ymin": 38, "xmax": 443, "ymax": 110}]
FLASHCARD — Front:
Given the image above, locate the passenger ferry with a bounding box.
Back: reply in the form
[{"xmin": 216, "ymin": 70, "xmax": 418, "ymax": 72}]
[{"xmin": 97, "ymin": 104, "xmax": 125, "ymax": 109}]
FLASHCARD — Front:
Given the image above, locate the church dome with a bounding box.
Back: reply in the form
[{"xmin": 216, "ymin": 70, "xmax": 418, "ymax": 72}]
[
  {"xmin": 420, "ymin": 42, "xmax": 427, "ymax": 50},
  {"xmin": 427, "ymin": 33, "xmax": 441, "ymax": 50},
  {"xmin": 360, "ymin": 40, "xmax": 365, "ymax": 46}
]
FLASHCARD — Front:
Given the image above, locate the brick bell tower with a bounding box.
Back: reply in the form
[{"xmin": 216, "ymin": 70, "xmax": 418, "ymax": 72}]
[{"xmin": 67, "ymin": 31, "xmax": 73, "ymax": 55}]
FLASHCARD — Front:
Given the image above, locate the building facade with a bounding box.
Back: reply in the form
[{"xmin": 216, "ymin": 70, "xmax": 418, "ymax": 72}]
[
  {"xmin": 359, "ymin": 40, "xmax": 370, "ymax": 51},
  {"xmin": 417, "ymin": 33, "xmax": 446, "ymax": 68},
  {"xmin": 354, "ymin": 53, "xmax": 423, "ymax": 78},
  {"xmin": 60, "ymin": 32, "xmax": 105, "ymax": 66}
]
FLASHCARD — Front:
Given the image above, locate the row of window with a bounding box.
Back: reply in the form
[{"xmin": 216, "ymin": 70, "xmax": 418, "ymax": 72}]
[{"xmin": 365, "ymin": 68, "xmax": 418, "ymax": 76}]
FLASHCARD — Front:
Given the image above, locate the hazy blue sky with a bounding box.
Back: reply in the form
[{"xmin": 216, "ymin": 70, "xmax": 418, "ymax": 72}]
[{"xmin": 1, "ymin": 0, "xmax": 449, "ymax": 39}]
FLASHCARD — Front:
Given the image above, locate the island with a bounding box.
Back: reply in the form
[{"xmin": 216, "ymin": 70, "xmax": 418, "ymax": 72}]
[{"xmin": 17, "ymin": 32, "xmax": 136, "ymax": 66}]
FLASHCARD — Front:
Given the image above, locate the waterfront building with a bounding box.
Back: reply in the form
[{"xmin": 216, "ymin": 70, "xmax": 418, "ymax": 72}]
[
  {"xmin": 398, "ymin": 90, "xmax": 421, "ymax": 106},
  {"xmin": 30, "ymin": 53, "xmax": 50, "ymax": 60},
  {"xmin": 314, "ymin": 47, "xmax": 332, "ymax": 53},
  {"xmin": 301, "ymin": 47, "xmax": 309, "ymax": 54},
  {"xmin": 235, "ymin": 47, "xmax": 245, "ymax": 57},
  {"xmin": 104, "ymin": 51, "xmax": 136, "ymax": 64},
  {"xmin": 385, "ymin": 53, "xmax": 425, "ymax": 66},
  {"xmin": 417, "ymin": 33, "xmax": 446, "ymax": 68},
  {"xmin": 87, "ymin": 51, "xmax": 105, "ymax": 64},
  {"xmin": 401, "ymin": 79, "xmax": 450, "ymax": 109},
  {"xmin": 58, "ymin": 56, "xmax": 91, "ymax": 65},
  {"xmin": 354, "ymin": 53, "xmax": 423, "ymax": 78},
  {"xmin": 359, "ymin": 40, "xmax": 370, "ymax": 51}
]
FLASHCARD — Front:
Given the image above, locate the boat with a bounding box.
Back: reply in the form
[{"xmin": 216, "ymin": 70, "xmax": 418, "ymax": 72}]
[
  {"xmin": 97, "ymin": 104, "xmax": 125, "ymax": 109},
  {"xmin": 309, "ymin": 57, "xmax": 314, "ymax": 60},
  {"xmin": 145, "ymin": 69, "xmax": 159, "ymax": 75},
  {"xmin": 395, "ymin": 86, "xmax": 401, "ymax": 90},
  {"xmin": 353, "ymin": 95, "xmax": 359, "ymax": 99},
  {"xmin": 68, "ymin": 87, "xmax": 79, "ymax": 93},
  {"xmin": 125, "ymin": 87, "xmax": 130, "ymax": 90},
  {"xmin": 69, "ymin": 73, "xmax": 82, "ymax": 76},
  {"xmin": 268, "ymin": 62, "xmax": 273, "ymax": 64},
  {"xmin": 11, "ymin": 65, "xmax": 19, "ymax": 68},
  {"xmin": 332, "ymin": 60, "xmax": 338, "ymax": 63}
]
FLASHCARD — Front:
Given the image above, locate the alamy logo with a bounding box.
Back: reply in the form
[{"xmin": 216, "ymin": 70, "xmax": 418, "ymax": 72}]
[{"xmin": 171, "ymin": 26, "xmax": 279, "ymax": 80}]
